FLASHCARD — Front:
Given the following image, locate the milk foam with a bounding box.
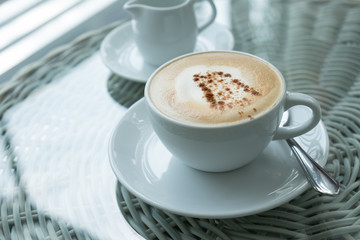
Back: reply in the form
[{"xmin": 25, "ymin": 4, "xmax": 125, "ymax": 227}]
[
  {"xmin": 175, "ymin": 65, "xmax": 246, "ymax": 105},
  {"xmin": 149, "ymin": 52, "xmax": 283, "ymax": 125}
]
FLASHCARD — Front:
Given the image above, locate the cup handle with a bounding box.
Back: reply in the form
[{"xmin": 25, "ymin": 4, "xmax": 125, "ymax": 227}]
[
  {"xmin": 197, "ymin": 0, "xmax": 217, "ymax": 33},
  {"xmin": 273, "ymin": 92, "xmax": 321, "ymax": 140}
]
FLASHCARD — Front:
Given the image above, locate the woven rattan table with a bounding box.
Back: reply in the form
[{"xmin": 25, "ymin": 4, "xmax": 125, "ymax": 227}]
[{"xmin": 1, "ymin": 1, "xmax": 360, "ymax": 239}]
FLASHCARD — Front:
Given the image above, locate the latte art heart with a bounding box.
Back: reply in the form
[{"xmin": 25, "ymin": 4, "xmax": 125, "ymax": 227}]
[{"xmin": 149, "ymin": 52, "xmax": 284, "ymax": 125}]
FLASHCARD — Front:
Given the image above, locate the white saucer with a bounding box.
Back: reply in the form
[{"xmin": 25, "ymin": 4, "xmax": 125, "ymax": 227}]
[
  {"xmin": 109, "ymin": 99, "xmax": 329, "ymax": 218},
  {"xmin": 100, "ymin": 21, "xmax": 235, "ymax": 83}
]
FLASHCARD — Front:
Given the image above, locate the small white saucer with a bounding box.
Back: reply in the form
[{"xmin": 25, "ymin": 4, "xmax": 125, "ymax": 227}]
[
  {"xmin": 100, "ymin": 21, "xmax": 235, "ymax": 83},
  {"xmin": 109, "ymin": 99, "xmax": 329, "ymax": 218}
]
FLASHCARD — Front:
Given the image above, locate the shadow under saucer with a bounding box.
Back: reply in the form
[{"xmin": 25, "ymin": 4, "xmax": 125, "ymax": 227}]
[{"xmin": 107, "ymin": 73, "xmax": 145, "ymax": 108}]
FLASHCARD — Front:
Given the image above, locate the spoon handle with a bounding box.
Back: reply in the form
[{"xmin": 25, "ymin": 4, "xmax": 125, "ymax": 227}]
[{"xmin": 286, "ymin": 138, "xmax": 340, "ymax": 195}]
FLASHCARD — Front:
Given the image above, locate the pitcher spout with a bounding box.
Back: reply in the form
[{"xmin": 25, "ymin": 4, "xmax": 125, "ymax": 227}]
[{"xmin": 123, "ymin": 0, "xmax": 144, "ymax": 17}]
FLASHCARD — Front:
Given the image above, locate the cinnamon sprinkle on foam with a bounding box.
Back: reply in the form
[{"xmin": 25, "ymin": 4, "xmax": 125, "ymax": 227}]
[{"xmin": 192, "ymin": 72, "xmax": 262, "ymax": 112}]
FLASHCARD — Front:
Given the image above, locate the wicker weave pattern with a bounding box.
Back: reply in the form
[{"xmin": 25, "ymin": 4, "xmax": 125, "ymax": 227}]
[
  {"xmin": 1, "ymin": 0, "xmax": 360, "ymax": 239},
  {"xmin": 0, "ymin": 23, "xmax": 120, "ymax": 240}
]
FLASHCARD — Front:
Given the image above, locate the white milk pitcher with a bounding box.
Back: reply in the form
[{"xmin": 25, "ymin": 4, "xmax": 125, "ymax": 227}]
[{"xmin": 124, "ymin": 0, "xmax": 217, "ymax": 66}]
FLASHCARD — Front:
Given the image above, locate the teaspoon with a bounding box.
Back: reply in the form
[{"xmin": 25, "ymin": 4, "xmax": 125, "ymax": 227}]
[{"xmin": 280, "ymin": 112, "xmax": 340, "ymax": 195}]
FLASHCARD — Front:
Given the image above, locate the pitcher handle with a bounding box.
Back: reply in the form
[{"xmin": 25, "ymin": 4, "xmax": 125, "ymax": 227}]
[{"xmin": 197, "ymin": 0, "xmax": 217, "ymax": 33}]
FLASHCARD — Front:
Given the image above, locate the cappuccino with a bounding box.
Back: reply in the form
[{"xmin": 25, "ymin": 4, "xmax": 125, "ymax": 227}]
[{"xmin": 148, "ymin": 51, "xmax": 284, "ymax": 125}]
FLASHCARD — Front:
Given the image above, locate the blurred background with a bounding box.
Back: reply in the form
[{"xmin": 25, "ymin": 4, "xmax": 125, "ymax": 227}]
[{"xmin": 0, "ymin": 0, "xmax": 128, "ymax": 83}]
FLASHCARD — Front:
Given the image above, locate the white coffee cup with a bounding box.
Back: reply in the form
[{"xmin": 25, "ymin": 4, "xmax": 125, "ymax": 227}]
[
  {"xmin": 124, "ymin": 0, "xmax": 217, "ymax": 66},
  {"xmin": 144, "ymin": 51, "xmax": 321, "ymax": 172}
]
